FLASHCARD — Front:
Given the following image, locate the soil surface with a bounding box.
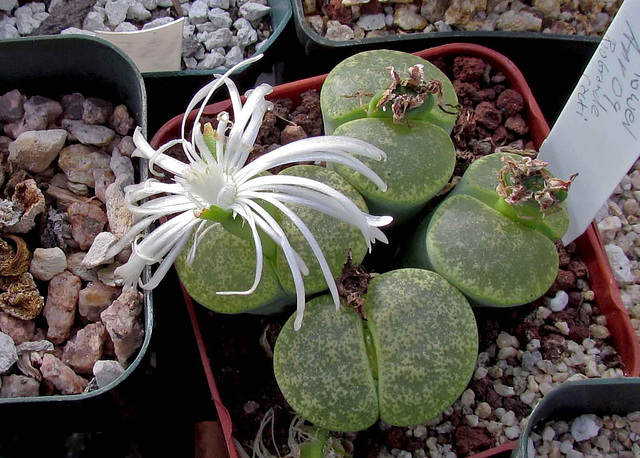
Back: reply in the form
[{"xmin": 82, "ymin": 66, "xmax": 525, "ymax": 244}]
[
  {"xmin": 190, "ymin": 56, "xmax": 625, "ymax": 457},
  {"xmin": 303, "ymin": 0, "xmax": 623, "ymax": 41}
]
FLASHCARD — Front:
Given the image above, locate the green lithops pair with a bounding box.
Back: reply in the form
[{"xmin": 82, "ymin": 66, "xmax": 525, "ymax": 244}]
[
  {"xmin": 274, "ymin": 269, "xmax": 479, "ymax": 432},
  {"xmin": 320, "ymin": 50, "xmax": 458, "ymax": 223},
  {"xmin": 177, "ymin": 165, "xmax": 370, "ymax": 314},
  {"xmin": 404, "ymin": 152, "xmax": 570, "ymax": 307}
]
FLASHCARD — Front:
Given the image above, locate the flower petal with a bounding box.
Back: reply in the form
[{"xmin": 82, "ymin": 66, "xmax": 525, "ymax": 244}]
[
  {"xmin": 225, "ymin": 83, "xmax": 273, "ymax": 171},
  {"xmin": 139, "ymin": 228, "xmax": 193, "ymax": 290},
  {"xmin": 235, "ymin": 148, "xmax": 387, "ymax": 191},
  {"xmin": 239, "ymin": 198, "xmax": 308, "ymax": 329},
  {"xmin": 215, "ymin": 206, "xmax": 264, "ymax": 296},
  {"xmin": 256, "ymin": 193, "xmax": 341, "ymax": 309},
  {"xmin": 132, "ymin": 127, "xmax": 189, "ymax": 177},
  {"xmin": 182, "ymin": 54, "xmax": 264, "ymax": 145}
]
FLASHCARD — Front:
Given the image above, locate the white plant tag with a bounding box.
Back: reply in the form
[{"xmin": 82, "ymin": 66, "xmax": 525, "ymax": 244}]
[
  {"xmin": 96, "ymin": 18, "xmax": 184, "ymax": 73},
  {"xmin": 538, "ymin": 0, "xmax": 640, "ymax": 245}
]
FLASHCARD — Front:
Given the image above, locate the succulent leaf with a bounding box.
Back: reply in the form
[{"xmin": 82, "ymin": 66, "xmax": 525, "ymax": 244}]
[
  {"xmin": 332, "ymin": 118, "xmax": 455, "ymax": 223},
  {"xmin": 275, "ymin": 165, "xmax": 369, "ymax": 296},
  {"xmin": 175, "ymin": 223, "xmax": 290, "ymax": 314},
  {"xmin": 274, "ymin": 269, "xmax": 478, "ymax": 431},
  {"xmin": 364, "ymin": 269, "xmax": 478, "ymax": 426},
  {"xmin": 273, "ymin": 295, "xmax": 379, "ymax": 432},
  {"xmin": 419, "ymin": 194, "xmax": 558, "ymax": 307}
]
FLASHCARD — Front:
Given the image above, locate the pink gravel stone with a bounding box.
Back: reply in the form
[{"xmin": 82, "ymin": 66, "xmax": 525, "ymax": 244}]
[
  {"xmin": 100, "ymin": 289, "xmax": 144, "ymax": 365},
  {"xmin": 43, "ymin": 271, "xmax": 82, "ymax": 344},
  {"xmin": 40, "ymin": 353, "xmax": 87, "ymax": 394},
  {"xmin": 79, "ymin": 281, "xmax": 121, "ymax": 322},
  {"xmin": 109, "ymin": 105, "xmax": 134, "ymax": 136},
  {"xmin": 67, "ymin": 252, "xmax": 99, "ymax": 282},
  {"xmin": 91, "ymin": 151, "xmax": 115, "ymax": 204},
  {"xmin": 0, "ymin": 374, "xmax": 40, "ymax": 397},
  {"xmin": 67, "ymin": 202, "xmax": 108, "ymax": 250},
  {"xmin": 62, "ymin": 322, "xmax": 107, "ymax": 374},
  {"xmin": 0, "ymin": 311, "xmax": 35, "ymax": 344}
]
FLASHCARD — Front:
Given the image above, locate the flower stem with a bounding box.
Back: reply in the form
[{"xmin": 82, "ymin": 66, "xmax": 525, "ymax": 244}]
[{"xmin": 200, "ymin": 205, "xmax": 277, "ymax": 260}]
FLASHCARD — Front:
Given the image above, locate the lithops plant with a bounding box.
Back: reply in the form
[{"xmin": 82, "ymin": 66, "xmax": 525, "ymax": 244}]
[
  {"xmin": 320, "ymin": 50, "xmax": 458, "ymax": 135},
  {"xmin": 86, "ymin": 56, "xmax": 393, "ymax": 329},
  {"xmin": 405, "ymin": 152, "xmax": 574, "ymax": 307},
  {"xmin": 320, "ymin": 50, "xmax": 458, "ymax": 223},
  {"xmin": 175, "ymin": 164, "xmax": 373, "ymax": 314},
  {"xmin": 274, "ymin": 165, "xmax": 370, "ymax": 298},
  {"xmin": 274, "ymin": 268, "xmax": 478, "ymax": 432}
]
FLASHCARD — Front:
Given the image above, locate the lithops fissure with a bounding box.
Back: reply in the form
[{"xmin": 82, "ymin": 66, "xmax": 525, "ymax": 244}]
[{"xmin": 274, "ymin": 269, "xmax": 479, "ymax": 432}]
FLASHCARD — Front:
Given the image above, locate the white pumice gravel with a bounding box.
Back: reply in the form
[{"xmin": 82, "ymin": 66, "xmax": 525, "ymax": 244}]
[
  {"xmin": 596, "ymin": 158, "xmax": 640, "ymax": 343},
  {"xmin": 0, "ymin": 0, "xmax": 273, "ymax": 70},
  {"xmin": 531, "ymin": 412, "xmax": 640, "ymax": 456}
]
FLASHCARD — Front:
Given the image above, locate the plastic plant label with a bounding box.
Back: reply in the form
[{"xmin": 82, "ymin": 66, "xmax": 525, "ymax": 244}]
[
  {"xmin": 96, "ymin": 18, "xmax": 184, "ymax": 73},
  {"xmin": 538, "ymin": 0, "xmax": 640, "ymax": 245}
]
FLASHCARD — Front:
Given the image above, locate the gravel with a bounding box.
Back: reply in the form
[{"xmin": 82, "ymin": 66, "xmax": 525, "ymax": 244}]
[
  {"xmin": 302, "ymin": 0, "xmax": 624, "ymax": 41},
  {"xmin": 0, "ymin": 89, "xmax": 144, "ymax": 397},
  {"xmin": 596, "ymin": 160, "xmax": 640, "ymax": 343},
  {"xmin": 531, "ymin": 412, "xmax": 640, "ymax": 456},
  {"xmin": 0, "ymin": 0, "xmax": 272, "ymax": 71}
]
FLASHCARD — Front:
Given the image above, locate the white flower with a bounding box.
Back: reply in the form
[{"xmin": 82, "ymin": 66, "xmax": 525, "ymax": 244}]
[{"xmin": 94, "ymin": 55, "xmax": 392, "ymax": 330}]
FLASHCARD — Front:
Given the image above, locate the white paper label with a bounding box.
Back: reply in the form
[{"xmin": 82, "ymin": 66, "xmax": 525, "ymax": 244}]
[
  {"xmin": 538, "ymin": 0, "xmax": 640, "ymax": 245},
  {"xmin": 96, "ymin": 18, "xmax": 184, "ymax": 73}
]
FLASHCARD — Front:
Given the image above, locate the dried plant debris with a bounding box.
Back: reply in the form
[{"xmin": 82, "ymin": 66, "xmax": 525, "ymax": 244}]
[
  {"xmin": 0, "ymin": 88, "xmax": 143, "ymax": 398},
  {"xmin": 336, "ymin": 251, "xmax": 371, "ymax": 317},
  {"xmin": 497, "ymin": 156, "xmax": 576, "ymax": 218},
  {"xmin": 0, "ymin": 235, "xmax": 30, "ymax": 276},
  {"xmin": 375, "ymin": 65, "xmax": 448, "ymax": 124},
  {"xmin": 0, "ymin": 272, "xmax": 44, "ymax": 320}
]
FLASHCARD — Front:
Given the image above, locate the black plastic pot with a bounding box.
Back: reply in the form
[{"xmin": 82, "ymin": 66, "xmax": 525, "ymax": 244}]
[
  {"xmin": 0, "ymin": 35, "xmax": 152, "ymax": 405},
  {"xmin": 512, "ymin": 378, "xmax": 640, "ymax": 458}
]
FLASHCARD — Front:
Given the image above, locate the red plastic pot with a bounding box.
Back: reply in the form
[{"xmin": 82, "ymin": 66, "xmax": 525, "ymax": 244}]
[{"xmin": 151, "ymin": 43, "xmax": 640, "ymax": 458}]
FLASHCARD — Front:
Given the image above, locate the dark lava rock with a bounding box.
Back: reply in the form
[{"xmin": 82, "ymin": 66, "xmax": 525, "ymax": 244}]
[
  {"xmin": 474, "ymin": 101, "xmax": 502, "ymax": 131},
  {"xmin": 454, "ymin": 426, "xmax": 493, "ymax": 456},
  {"xmin": 496, "ymin": 89, "xmax": 524, "ymax": 116},
  {"xmin": 453, "ymin": 57, "xmax": 485, "ymax": 83}
]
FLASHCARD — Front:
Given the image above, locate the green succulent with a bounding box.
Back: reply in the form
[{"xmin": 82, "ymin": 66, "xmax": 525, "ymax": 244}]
[
  {"xmin": 404, "ymin": 152, "xmax": 565, "ymax": 307},
  {"xmin": 320, "ymin": 50, "xmax": 458, "ymax": 224},
  {"xmin": 274, "ymin": 268, "xmax": 478, "ymax": 432},
  {"xmin": 177, "ymin": 165, "xmax": 375, "ymax": 315}
]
